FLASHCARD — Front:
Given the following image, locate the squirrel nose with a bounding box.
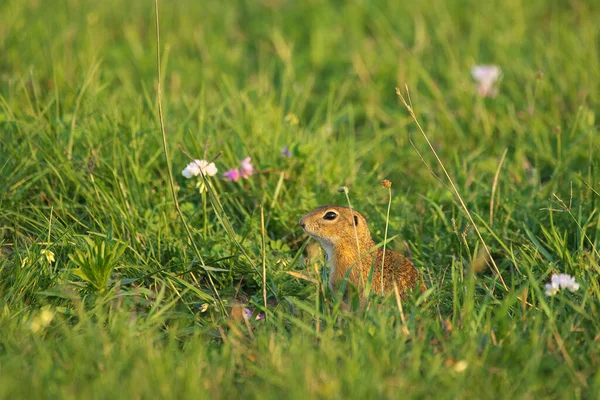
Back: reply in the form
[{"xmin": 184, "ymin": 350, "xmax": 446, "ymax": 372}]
[{"xmin": 299, "ymin": 217, "xmax": 306, "ymax": 229}]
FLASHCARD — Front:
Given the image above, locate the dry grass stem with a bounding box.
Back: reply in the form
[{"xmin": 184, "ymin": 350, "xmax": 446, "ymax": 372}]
[
  {"xmin": 490, "ymin": 148, "xmax": 508, "ymax": 226},
  {"xmin": 381, "ymin": 184, "xmax": 392, "ymax": 293},
  {"xmin": 393, "ymin": 282, "xmax": 410, "ymax": 336},
  {"xmin": 396, "ymin": 86, "xmax": 509, "ymax": 292},
  {"xmin": 342, "ymin": 189, "xmax": 366, "ymax": 289},
  {"xmin": 154, "ymin": 0, "xmax": 224, "ymax": 312},
  {"xmin": 260, "ymin": 206, "xmax": 268, "ymax": 316}
]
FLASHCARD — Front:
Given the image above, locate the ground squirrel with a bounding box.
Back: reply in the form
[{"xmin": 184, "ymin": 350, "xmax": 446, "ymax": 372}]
[{"xmin": 299, "ymin": 205, "xmax": 423, "ymax": 299}]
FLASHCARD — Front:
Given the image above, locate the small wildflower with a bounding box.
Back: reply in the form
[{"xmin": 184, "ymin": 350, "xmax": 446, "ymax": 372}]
[
  {"xmin": 337, "ymin": 186, "xmax": 349, "ymax": 194},
  {"xmin": 284, "ymin": 113, "xmax": 299, "ymax": 126},
  {"xmin": 240, "ymin": 157, "xmax": 254, "ymax": 178},
  {"xmin": 471, "ymin": 65, "xmax": 501, "ymax": 98},
  {"xmin": 244, "ymin": 308, "xmax": 265, "ymax": 320},
  {"xmin": 545, "ymin": 273, "xmax": 580, "ymax": 296},
  {"xmin": 223, "ymin": 169, "xmax": 241, "ymax": 182},
  {"xmin": 182, "ymin": 159, "xmax": 218, "ymax": 179},
  {"xmin": 41, "ymin": 249, "xmax": 55, "ymax": 264},
  {"xmin": 199, "ymin": 303, "xmax": 209, "ymax": 313},
  {"xmin": 281, "ymin": 146, "xmax": 292, "ymax": 158},
  {"xmin": 30, "ymin": 307, "xmax": 55, "ymax": 333},
  {"xmin": 39, "ymin": 309, "xmax": 54, "ymax": 325},
  {"xmin": 381, "ymin": 179, "xmax": 392, "ymax": 188},
  {"xmin": 223, "ymin": 157, "xmax": 255, "ymax": 182},
  {"xmin": 545, "ymin": 284, "xmax": 559, "ymax": 297},
  {"xmin": 182, "ymin": 160, "xmax": 200, "ymax": 178},
  {"xmin": 453, "ymin": 360, "xmax": 468, "ymax": 373}
]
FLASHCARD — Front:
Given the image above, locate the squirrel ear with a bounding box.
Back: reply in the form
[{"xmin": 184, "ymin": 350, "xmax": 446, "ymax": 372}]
[{"xmin": 353, "ymin": 215, "xmax": 359, "ymax": 226}]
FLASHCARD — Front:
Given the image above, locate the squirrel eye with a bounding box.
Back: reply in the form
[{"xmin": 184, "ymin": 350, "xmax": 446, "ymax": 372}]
[{"xmin": 323, "ymin": 211, "xmax": 338, "ymax": 221}]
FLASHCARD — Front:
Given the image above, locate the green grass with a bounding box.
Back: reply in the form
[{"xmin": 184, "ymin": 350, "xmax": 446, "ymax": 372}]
[{"xmin": 1, "ymin": 0, "xmax": 599, "ymax": 398}]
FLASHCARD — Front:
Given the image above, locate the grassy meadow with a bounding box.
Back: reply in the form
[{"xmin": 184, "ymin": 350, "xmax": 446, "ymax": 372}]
[{"xmin": 1, "ymin": 0, "xmax": 600, "ymax": 397}]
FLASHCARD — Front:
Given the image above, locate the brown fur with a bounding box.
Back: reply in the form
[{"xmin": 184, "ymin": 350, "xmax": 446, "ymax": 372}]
[{"xmin": 299, "ymin": 205, "xmax": 423, "ymax": 299}]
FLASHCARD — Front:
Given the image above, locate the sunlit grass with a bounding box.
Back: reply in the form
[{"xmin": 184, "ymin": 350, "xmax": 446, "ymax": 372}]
[{"xmin": 1, "ymin": 0, "xmax": 599, "ymax": 398}]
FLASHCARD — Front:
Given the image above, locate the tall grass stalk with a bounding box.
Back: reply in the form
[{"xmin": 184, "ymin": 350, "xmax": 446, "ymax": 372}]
[
  {"xmin": 396, "ymin": 86, "xmax": 509, "ymax": 291},
  {"xmin": 153, "ymin": 0, "xmax": 224, "ymax": 312}
]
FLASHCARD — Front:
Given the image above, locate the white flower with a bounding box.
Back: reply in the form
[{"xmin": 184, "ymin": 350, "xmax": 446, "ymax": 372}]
[
  {"xmin": 545, "ymin": 273, "xmax": 580, "ymax": 296},
  {"xmin": 182, "ymin": 162, "xmax": 201, "ymax": 178},
  {"xmin": 181, "ymin": 159, "xmax": 218, "ymax": 179},
  {"xmin": 545, "ymin": 281, "xmax": 559, "ymax": 297},
  {"xmin": 471, "ymin": 65, "xmax": 501, "ymax": 97}
]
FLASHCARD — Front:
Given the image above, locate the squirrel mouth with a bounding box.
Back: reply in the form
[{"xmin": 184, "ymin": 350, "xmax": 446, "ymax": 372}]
[
  {"xmin": 299, "ymin": 219, "xmax": 326, "ymax": 242},
  {"xmin": 303, "ymin": 228, "xmax": 327, "ymax": 243},
  {"xmin": 300, "ymin": 224, "xmax": 317, "ymax": 238},
  {"xmin": 301, "ymin": 226, "xmax": 314, "ymax": 236},
  {"xmin": 299, "ymin": 217, "xmax": 312, "ymax": 233}
]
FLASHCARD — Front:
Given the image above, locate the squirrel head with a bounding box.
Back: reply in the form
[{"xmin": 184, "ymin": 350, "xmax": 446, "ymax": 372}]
[{"xmin": 299, "ymin": 205, "xmax": 373, "ymax": 249}]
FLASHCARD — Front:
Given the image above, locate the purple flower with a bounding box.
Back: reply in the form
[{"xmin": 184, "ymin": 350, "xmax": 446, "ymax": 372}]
[
  {"xmin": 223, "ymin": 169, "xmax": 241, "ymax": 182},
  {"xmin": 240, "ymin": 157, "xmax": 254, "ymax": 178},
  {"xmin": 281, "ymin": 146, "xmax": 292, "ymax": 158},
  {"xmin": 243, "ymin": 308, "xmax": 265, "ymax": 320}
]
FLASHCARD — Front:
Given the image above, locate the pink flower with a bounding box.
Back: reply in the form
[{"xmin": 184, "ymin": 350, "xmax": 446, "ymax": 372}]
[
  {"xmin": 243, "ymin": 308, "xmax": 265, "ymax": 320},
  {"xmin": 240, "ymin": 157, "xmax": 254, "ymax": 178},
  {"xmin": 222, "ymin": 157, "xmax": 255, "ymax": 182},
  {"xmin": 223, "ymin": 169, "xmax": 241, "ymax": 182}
]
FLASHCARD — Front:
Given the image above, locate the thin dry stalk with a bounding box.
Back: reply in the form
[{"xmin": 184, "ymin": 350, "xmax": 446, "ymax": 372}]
[
  {"xmin": 341, "ymin": 188, "xmax": 365, "ymax": 289},
  {"xmin": 393, "ymin": 282, "xmax": 410, "ymax": 336},
  {"xmin": 381, "ymin": 186, "xmax": 392, "ymax": 293},
  {"xmin": 396, "ymin": 86, "xmax": 508, "ymax": 292},
  {"xmin": 408, "ymin": 136, "xmax": 452, "ymax": 192},
  {"xmin": 260, "ymin": 206, "xmax": 268, "ymax": 316},
  {"xmin": 285, "ymin": 270, "xmax": 319, "ymax": 284},
  {"xmin": 154, "ymin": 0, "xmax": 224, "ymax": 312},
  {"xmin": 552, "ymin": 329, "xmax": 587, "ymax": 387},
  {"xmin": 490, "ymin": 148, "xmax": 508, "ymax": 226}
]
